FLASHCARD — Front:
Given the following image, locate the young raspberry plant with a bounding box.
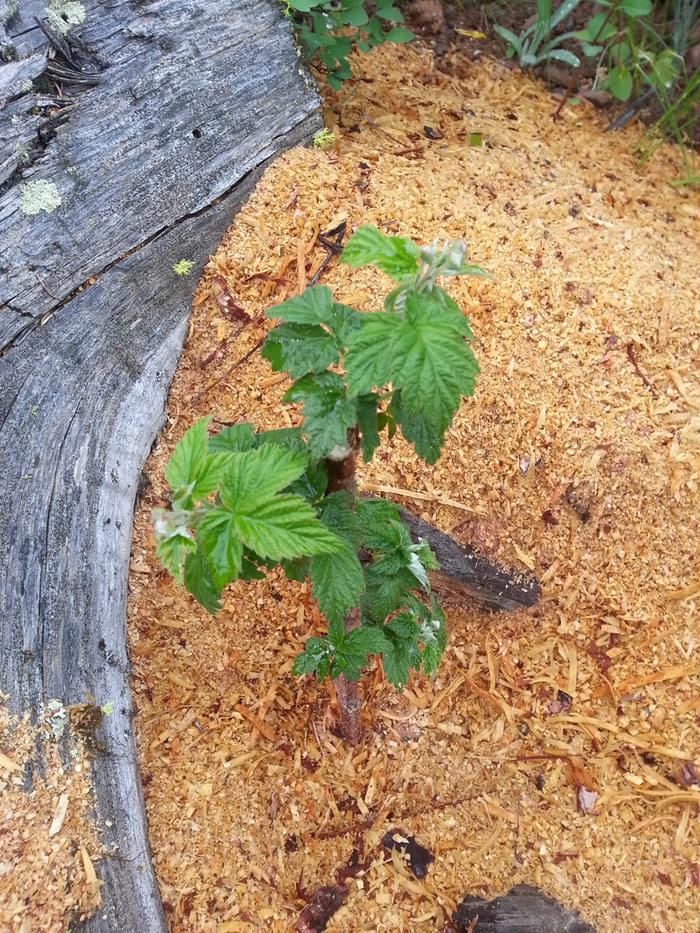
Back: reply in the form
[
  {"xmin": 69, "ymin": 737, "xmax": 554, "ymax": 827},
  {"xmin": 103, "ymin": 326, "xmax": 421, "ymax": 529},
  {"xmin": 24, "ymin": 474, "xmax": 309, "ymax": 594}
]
[{"xmin": 153, "ymin": 226, "xmax": 488, "ymax": 743}]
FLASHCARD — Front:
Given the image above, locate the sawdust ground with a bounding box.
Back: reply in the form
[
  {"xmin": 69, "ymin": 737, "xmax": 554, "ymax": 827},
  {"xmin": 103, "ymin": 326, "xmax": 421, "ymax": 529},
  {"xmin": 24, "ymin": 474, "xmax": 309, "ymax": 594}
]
[
  {"xmin": 0, "ymin": 705, "xmax": 103, "ymax": 931},
  {"xmin": 128, "ymin": 43, "xmax": 700, "ymax": 932}
]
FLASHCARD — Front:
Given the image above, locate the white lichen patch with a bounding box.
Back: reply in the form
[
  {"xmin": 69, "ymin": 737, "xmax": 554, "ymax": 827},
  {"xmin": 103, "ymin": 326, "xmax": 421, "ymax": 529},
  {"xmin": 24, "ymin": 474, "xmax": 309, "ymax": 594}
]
[
  {"xmin": 20, "ymin": 179, "xmax": 62, "ymax": 216},
  {"xmin": 46, "ymin": 0, "xmax": 86, "ymax": 35}
]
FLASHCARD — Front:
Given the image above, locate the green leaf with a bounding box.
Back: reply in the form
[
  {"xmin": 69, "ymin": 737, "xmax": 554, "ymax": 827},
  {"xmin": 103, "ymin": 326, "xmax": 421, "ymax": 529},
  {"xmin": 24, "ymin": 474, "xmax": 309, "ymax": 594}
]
[
  {"xmin": 184, "ymin": 550, "xmax": 221, "ymax": 613},
  {"xmin": 239, "ymin": 552, "xmax": 266, "ymax": 580},
  {"xmin": 584, "ymin": 13, "xmax": 616, "ymax": 41},
  {"xmin": 362, "ymin": 565, "xmax": 416, "ymax": 623},
  {"xmin": 166, "ymin": 418, "xmax": 215, "ymax": 503},
  {"xmin": 234, "ymin": 494, "xmax": 341, "ymax": 561},
  {"xmin": 208, "ymin": 422, "xmax": 255, "ymax": 454},
  {"xmin": 342, "ymin": 4, "xmax": 368, "ymax": 26},
  {"xmin": 619, "ymin": 0, "xmax": 651, "ymax": 16},
  {"xmin": 281, "ymin": 557, "xmax": 310, "ymax": 582},
  {"xmin": 317, "ymin": 491, "xmax": 361, "ymax": 548},
  {"xmin": 344, "ymin": 313, "xmax": 397, "ymax": 396},
  {"xmin": 254, "ymin": 427, "xmax": 306, "ymax": 451},
  {"xmin": 310, "ymin": 543, "xmax": 364, "ymax": 624},
  {"xmin": 285, "ymin": 372, "xmax": 358, "ymax": 458},
  {"xmin": 219, "ymin": 445, "xmax": 309, "ymax": 508},
  {"xmin": 493, "ymin": 23, "xmax": 522, "ymax": 55},
  {"xmin": 385, "ymin": 26, "xmax": 414, "ymax": 43},
  {"xmin": 197, "ymin": 508, "xmax": 243, "ymax": 588},
  {"xmin": 609, "ymin": 64, "xmax": 633, "ymax": 101},
  {"xmin": 266, "ymin": 285, "xmax": 334, "ymax": 326},
  {"xmin": 391, "ymin": 394, "xmax": 443, "ymax": 463},
  {"xmin": 341, "ymin": 225, "xmax": 420, "ymax": 279},
  {"xmin": 357, "ymin": 392, "xmax": 381, "ymax": 461},
  {"xmin": 550, "ymin": 0, "xmax": 582, "ymax": 30},
  {"xmin": 292, "ymin": 636, "xmax": 333, "ymax": 678},
  {"xmin": 262, "ymin": 322, "xmax": 339, "ymax": 378},
  {"xmin": 287, "ymin": 0, "xmax": 320, "ymax": 9},
  {"xmin": 356, "ymin": 498, "xmax": 401, "ymax": 546},
  {"xmin": 340, "ymin": 625, "xmax": 393, "ymax": 680},
  {"xmin": 393, "ymin": 292, "xmax": 479, "ymax": 415},
  {"xmin": 649, "ymin": 49, "xmax": 681, "ymax": 91},
  {"xmin": 376, "ymin": 2, "xmax": 403, "ymax": 22},
  {"xmin": 543, "ymin": 48, "xmax": 580, "ymax": 67},
  {"xmin": 156, "ymin": 531, "xmax": 196, "ymax": 583},
  {"xmin": 380, "ymin": 615, "xmax": 422, "ymax": 687}
]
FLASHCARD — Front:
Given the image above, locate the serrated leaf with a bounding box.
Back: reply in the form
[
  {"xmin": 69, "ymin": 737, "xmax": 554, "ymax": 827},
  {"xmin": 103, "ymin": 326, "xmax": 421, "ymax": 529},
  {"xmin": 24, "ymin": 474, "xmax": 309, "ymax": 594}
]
[
  {"xmin": 266, "ymin": 285, "xmax": 334, "ymax": 326},
  {"xmin": 254, "ymin": 427, "xmax": 306, "ymax": 451},
  {"xmin": 208, "ymin": 422, "xmax": 256, "ymax": 454},
  {"xmin": 234, "ymin": 494, "xmax": 341, "ymax": 561},
  {"xmin": 281, "ymin": 557, "xmax": 311, "ymax": 582},
  {"xmin": 262, "ymin": 322, "xmax": 339, "ymax": 378},
  {"xmin": 292, "ymin": 636, "xmax": 332, "ymax": 678},
  {"xmin": 391, "ymin": 393, "xmax": 444, "ymax": 464},
  {"xmin": 311, "ymin": 542, "xmax": 364, "ymax": 624},
  {"xmin": 345, "ymin": 624, "xmax": 392, "ymax": 656},
  {"xmin": 344, "ymin": 313, "xmax": 398, "ymax": 395},
  {"xmin": 184, "ymin": 550, "xmax": 221, "ymax": 613},
  {"xmin": 285, "ymin": 372, "xmax": 358, "ymax": 458},
  {"xmin": 156, "ymin": 531, "xmax": 196, "ymax": 583},
  {"xmin": 341, "ymin": 225, "xmax": 420, "ymax": 279},
  {"xmin": 356, "ymin": 498, "xmax": 401, "ymax": 546},
  {"xmin": 166, "ymin": 417, "xmax": 215, "ymax": 503},
  {"xmin": 219, "ymin": 446, "xmax": 308, "ymax": 508},
  {"xmin": 391, "ymin": 292, "xmax": 479, "ymax": 426},
  {"xmin": 197, "ymin": 508, "xmax": 243, "ymax": 588},
  {"xmin": 362, "ymin": 565, "xmax": 416, "ymax": 623},
  {"xmin": 317, "ymin": 491, "xmax": 361, "ymax": 548},
  {"xmin": 357, "ymin": 393, "xmax": 381, "ymax": 461}
]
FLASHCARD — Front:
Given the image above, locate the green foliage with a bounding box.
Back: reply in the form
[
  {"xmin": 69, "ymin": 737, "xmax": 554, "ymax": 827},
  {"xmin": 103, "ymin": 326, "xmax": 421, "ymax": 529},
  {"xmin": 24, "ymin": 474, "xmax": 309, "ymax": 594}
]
[
  {"xmin": 493, "ymin": 0, "xmax": 584, "ymax": 69},
  {"xmin": 493, "ymin": 0, "xmax": 699, "ymax": 179},
  {"xmin": 284, "ymin": 0, "xmax": 414, "ymax": 89},
  {"xmin": 155, "ymin": 226, "xmax": 488, "ymax": 696},
  {"xmin": 572, "ymin": 0, "xmax": 685, "ymax": 103}
]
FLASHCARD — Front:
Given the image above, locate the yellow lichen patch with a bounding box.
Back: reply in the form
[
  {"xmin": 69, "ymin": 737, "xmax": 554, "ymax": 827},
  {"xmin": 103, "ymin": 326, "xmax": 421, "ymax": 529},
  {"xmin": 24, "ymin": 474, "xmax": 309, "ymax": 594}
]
[{"xmin": 128, "ymin": 41, "xmax": 699, "ymax": 932}]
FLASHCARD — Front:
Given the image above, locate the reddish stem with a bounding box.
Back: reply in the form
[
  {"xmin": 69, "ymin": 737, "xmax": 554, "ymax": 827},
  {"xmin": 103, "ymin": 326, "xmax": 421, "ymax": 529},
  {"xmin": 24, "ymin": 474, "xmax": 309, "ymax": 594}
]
[{"xmin": 324, "ymin": 430, "xmax": 362, "ymax": 745}]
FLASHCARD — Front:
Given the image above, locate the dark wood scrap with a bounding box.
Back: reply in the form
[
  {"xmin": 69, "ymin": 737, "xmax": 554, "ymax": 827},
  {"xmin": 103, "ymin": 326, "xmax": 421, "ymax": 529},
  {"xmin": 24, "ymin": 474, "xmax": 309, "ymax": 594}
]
[
  {"xmin": 397, "ymin": 508, "xmax": 541, "ymax": 612},
  {"xmin": 0, "ymin": 2, "xmax": 321, "ymax": 930},
  {"xmin": 453, "ymin": 884, "xmax": 595, "ymax": 932}
]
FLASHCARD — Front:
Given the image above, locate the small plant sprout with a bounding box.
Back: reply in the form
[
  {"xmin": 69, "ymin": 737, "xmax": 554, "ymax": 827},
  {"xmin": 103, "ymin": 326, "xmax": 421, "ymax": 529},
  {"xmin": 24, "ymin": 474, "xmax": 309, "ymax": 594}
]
[
  {"xmin": 313, "ymin": 127, "xmax": 337, "ymax": 150},
  {"xmin": 172, "ymin": 259, "xmax": 195, "ymax": 276},
  {"xmin": 154, "ymin": 225, "xmax": 489, "ymax": 743}
]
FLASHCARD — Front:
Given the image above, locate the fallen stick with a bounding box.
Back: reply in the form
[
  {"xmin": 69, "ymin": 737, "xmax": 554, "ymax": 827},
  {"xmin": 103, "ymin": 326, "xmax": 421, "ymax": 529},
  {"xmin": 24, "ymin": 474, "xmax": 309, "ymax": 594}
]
[{"xmin": 396, "ymin": 507, "xmax": 541, "ymax": 612}]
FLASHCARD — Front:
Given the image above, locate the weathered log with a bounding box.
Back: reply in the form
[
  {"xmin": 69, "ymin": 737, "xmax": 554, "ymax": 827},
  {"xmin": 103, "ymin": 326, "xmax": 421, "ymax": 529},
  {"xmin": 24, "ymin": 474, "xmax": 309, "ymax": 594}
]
[
  {"xmin": 397, "ymin": 508, "xmax": 541, "ymax": 611},
  {"xmin": 454, "ymin": 884, "xmax": 595, "ymax": 932},
  {"xmin": 0, "ymin": 2, "xmax": 320, "ymax": 929}
]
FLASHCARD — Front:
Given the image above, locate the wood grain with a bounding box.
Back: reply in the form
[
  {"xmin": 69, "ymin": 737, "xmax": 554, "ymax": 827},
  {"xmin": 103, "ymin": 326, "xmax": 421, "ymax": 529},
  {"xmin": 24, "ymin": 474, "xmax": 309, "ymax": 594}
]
[{"xmin": 0, "ymin": 2, "xmax": 320, "ymax": 928}]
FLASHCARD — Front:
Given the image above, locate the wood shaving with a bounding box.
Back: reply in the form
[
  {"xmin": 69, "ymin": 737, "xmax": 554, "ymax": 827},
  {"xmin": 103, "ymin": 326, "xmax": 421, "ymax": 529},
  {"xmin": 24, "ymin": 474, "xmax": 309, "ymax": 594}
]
[{"xmin": 128, "ymin": 42, "xmax": 699, "ymax": 932}]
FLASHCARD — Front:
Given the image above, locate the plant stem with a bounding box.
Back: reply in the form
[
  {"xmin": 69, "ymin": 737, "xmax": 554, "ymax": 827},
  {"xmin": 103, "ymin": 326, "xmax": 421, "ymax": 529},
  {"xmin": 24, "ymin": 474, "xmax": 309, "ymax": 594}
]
[{"xmin": 324, "ymin": 429, "xmax": 362, "ymax": 745}]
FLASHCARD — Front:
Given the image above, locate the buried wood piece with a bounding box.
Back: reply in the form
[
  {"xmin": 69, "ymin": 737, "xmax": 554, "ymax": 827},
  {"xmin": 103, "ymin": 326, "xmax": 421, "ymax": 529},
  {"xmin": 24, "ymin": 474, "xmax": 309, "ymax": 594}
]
[
  {"xmin": 295, "ymin": 884, "xmax": 349, "ymax": 933},
  {"xmin": 396, "ymin": 508, "xmax": 541, "ymax": 612},
  {"xmin": 453, "ymin": 884, "xmax": 595, "ymax": 932}
]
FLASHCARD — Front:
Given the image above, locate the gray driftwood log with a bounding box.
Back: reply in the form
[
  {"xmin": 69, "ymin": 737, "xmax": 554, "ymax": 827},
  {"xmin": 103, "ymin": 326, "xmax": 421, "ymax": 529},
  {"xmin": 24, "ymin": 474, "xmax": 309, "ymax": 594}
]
[{"xmin": 0, "ymin": 2, "xmax": 321, "ymax": 930}]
